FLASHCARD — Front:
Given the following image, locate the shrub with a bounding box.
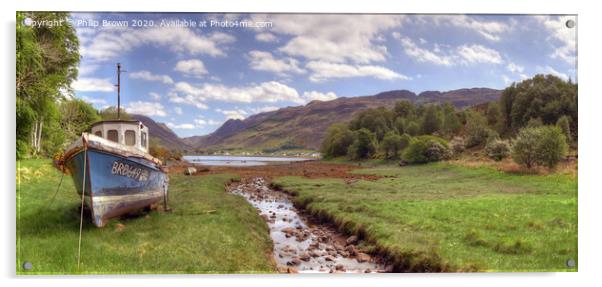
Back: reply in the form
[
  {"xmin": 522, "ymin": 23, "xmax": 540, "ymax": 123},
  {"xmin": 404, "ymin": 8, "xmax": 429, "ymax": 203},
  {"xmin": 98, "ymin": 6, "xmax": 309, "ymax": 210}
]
[
  {"xmin": 536, "ymin": 125, "xmax": 568, "ymax": 168},
  {"xmin": 450, "ymin": 137, "xmax": 466, "ymax": 155},
  {"xmin": 556, "ymin": 115, "xmax": 572, "ymax": 143},
  {"xmin": 380, "ymin": 131, "xmax": 403, "ymax": 159},
  {"xmin": 485, "ymin": 139, "xmax": 510, "ymax": 161},
  {"xmin": 511, "ymin": 125, "xmax": 567, "ymax": 169},
  {"xmin": 402, "ymin": 136, "xmax": 451, "ymax": 164},
  {"xmin": 320, "ymin": 123, "xmax": 355, "ymax": 158}
]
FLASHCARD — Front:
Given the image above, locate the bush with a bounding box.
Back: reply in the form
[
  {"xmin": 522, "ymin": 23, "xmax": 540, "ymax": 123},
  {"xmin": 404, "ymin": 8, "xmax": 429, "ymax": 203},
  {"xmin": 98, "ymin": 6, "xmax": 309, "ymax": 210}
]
[
  {"xmin": 450, "ymin": 137, "xmax": 466, "ymax": 155},
  {"xmin": 511, "ymin": 126, "xmax": 567, "ymax": 169},
  {"xmin": 380, "ymin": 132, "xmax": 411, "ymax": 159},
  {"xmin": 320, "ymin": 124, "xmax": 355, "ymax": 158},
  {"xmin": 485, "ymin": 139, "xmax": 510, "ymax": 161},
  {"xmin": 402, "ymin": 136, "xmax": 451, "ymax": 164}
]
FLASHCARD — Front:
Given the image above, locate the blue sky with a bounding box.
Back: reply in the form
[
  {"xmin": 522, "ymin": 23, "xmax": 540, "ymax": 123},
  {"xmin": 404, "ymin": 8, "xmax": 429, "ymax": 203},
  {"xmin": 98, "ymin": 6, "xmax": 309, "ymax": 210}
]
[{"xmin": 69, "ymin": 13, "xmax": 577, "ymax": 137}]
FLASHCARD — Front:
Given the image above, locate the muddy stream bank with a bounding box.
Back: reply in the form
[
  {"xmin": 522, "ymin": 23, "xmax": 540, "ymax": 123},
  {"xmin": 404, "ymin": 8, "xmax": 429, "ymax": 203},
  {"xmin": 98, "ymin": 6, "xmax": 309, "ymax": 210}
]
[{"xmin": 228, "ymin": 177, "xmax": 387, "ymax": 273}]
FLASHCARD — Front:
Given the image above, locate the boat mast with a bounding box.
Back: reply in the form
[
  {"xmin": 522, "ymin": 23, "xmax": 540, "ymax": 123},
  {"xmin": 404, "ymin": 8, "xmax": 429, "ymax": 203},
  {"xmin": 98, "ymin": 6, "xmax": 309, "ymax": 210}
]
[{"xmin": 115, "ymin": 63, "xmax": 126, "ymax": 119}]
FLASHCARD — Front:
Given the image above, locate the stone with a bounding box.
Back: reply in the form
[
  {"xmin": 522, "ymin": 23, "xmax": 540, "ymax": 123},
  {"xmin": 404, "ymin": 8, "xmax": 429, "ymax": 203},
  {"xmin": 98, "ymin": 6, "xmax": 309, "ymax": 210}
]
[
  {"xmin": 300, "ymin": 252, "xmax": 311, "ymax": 261},
  {"xmin": 324, "ymin": 255, "xmax": 335, "ymax": 261},
  {"xmin": 356, "ymin": 253, "xmax": 371, "ymax": 263},
  {"xmin": 287, "ymin": 257, "xmax": 301, "ymax": 266},
  {"xmin": 346, "ymin": 235, "xmax": 358, "ymax": 245},
  {"xmin": 335, "ymin": 264, "xmax": 345, "ymax": 271},
  {"xmin": 345, "ymin": 245, "xmax": 358, "ymax": 256}
]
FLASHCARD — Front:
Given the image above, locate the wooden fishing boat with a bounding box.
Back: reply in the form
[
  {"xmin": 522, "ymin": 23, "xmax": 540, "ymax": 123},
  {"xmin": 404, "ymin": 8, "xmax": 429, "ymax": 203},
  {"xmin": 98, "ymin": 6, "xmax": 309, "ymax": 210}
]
[
  {"xmin": 58, "ymin": 120, "xmax": 169, "ymax": 227},
  {"xmin": 56, "ymin": 63, "xmax": 169, "ymax": 227}
]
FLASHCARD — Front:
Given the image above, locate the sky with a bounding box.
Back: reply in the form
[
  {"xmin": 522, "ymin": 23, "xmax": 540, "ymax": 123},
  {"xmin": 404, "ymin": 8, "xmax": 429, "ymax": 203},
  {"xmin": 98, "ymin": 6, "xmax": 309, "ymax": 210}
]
[{"xmin": 67, "ymin": 13, "xmax": 577, "ymax": 137}]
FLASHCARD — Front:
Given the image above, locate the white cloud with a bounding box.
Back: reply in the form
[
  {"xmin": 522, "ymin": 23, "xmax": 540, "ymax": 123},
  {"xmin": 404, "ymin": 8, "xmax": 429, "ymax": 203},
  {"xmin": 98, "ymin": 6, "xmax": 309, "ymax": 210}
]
[
  {"xmin": 306, "ymin": 61, "xmax": 410, "ymax": 82},
  {"xmin": 255, "ymin": 32, "xmax": 278, "ymax": 43},
  {"xmin": 430, "ymin": 15, "xmax": 511, "ymax": 41},
  {"xmin": 129, "ymin": 70, "xmax": 174, "ymax": 84},
  {"xmin": 80, "ymin": 95, "xmax": 107, "ymax": 105},
  {"xmin": 536, "ymin": 16, "xmax": 576, "ymax": 64},
  {"xmin": 82, "ymin": 26, "xmax": 236, "ymax": 62},
  {"xmin": 456, "ymin": 44, "xmax": 503, "ymax": 64},
  {"xmin": 166, "ymin": 122, "xmax": 195, "ymax": 129},
  {"xmin": 72, "ymin": 78, "xmax": 114, "ymax": 92},
  {"xmin": 194, "ymin": 118, "xmax": 222, "ymax": 127},
  {"xmin": 248, "ymin": 50, "xmax": 305, "ymax": 75},
  {"xmin": 174, "ymin": 107, "xmax": 183, "ymax": 115},
  {"xmin": 542, "ymin": 66, "xmax": 569, "ymax": 81},
  {"xmin": 506, "ymin": 62, "xmax": 524, "ymax": 74},
  {"xmin": 149, "ymin": 92, "xmax": 161, "ymax": 100},
  {"xmin": 172, "ymin": 81, "xmax": 304, "ymax": 104},
  {"xmin": 174, "ymin": 59, "xmax": 208, "ymax": 78},
  {"xmin": 167, "ymin": 92, "xmax": 209, "ymax": 110},
  {"xmin": 396, "ymin": 35, "xmax": 503, "ymax": 66},
  {"xmin": 396, "ymin": 34, "xmax": 453, "ymax": 66},
  {"xmin": 217, "ymin": 108, "xmax": 248, "ymax": 120},
  {"xmin": 125, "ymin": 101, "xmax": 167, "ymax": 117},
  {"xmin": 250, "ymin": 14, "xmax": 404, "ymax": 64},
  {"xmin": 303, "ymin": 91, "xmax": 338, "ymax": 102}
]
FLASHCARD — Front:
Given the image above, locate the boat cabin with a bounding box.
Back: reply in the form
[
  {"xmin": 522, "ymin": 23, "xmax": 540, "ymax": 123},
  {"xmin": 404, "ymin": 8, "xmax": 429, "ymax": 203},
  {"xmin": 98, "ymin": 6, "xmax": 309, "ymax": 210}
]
[{"xmin": 90, "ymin": 120, "xmax": 149, "ymax": 153}]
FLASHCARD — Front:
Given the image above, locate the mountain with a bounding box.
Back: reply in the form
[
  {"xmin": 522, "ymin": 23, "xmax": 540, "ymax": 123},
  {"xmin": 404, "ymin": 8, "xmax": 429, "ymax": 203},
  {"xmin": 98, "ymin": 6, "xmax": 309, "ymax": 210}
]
[
  {"xmin": 183, "ymin": 88, "xmax": 502, "ymax": 151},
  {"xmin": 130, "ymin": 114, "xmax": 191, "ymax": 150}
]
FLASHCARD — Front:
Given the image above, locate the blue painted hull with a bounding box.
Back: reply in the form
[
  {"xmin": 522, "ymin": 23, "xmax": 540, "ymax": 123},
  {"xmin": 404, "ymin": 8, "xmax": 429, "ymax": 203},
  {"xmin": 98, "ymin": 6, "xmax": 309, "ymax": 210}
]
[{"xmin": 63, "ymin": 148, "xmax": 168, "ymax": 227}]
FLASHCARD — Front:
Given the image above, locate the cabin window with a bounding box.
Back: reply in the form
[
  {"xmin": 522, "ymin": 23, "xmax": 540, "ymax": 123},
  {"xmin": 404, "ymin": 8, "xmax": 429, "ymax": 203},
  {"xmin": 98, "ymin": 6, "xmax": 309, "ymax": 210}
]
[
  {"xmin": 141, "ymin": 132, "xmax": 147, "ymax": 148},
  {"xmin": 125, "ymin": 130, "xmax": 136, "ymax": 146},
  {"xmin": 107, "ymin": 130, "xmax": 118, "ymax": 143},
  {"xmin": 94, "ymin": 131, "xmax": 102, "ymax": 138}
]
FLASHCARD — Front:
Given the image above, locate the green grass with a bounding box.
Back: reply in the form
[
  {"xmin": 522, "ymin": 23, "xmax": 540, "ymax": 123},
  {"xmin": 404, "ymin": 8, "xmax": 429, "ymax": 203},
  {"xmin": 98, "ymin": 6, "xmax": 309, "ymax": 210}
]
[
  {"xmin": 272, "ymin": 162, "xmax": 577, "ymax": 272},
  {"xmin": 17, "ymin": 159, "xmax": 276, "ymax": 274}
]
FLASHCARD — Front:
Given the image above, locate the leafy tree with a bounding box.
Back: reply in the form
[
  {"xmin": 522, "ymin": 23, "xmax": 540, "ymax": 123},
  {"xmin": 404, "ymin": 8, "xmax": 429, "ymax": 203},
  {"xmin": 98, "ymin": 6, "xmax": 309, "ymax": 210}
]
[
  {"xmin": 511, "ymin": 126, "xmax": 568, "ymax": 169},
  {"xmin": 499, "ymin": 74, "xmax": 577, "ymax": 134},
  {"xmin": 349, "ymin": 108, "xmax": 394, "ymax": 141},
  {"xmin": 394, "ymin": 117, "xmax": 406, "ymax": 134},
  {"xmin": 464, "ymin": 110, "xmax": 491, "ymax": 148},
  {"xmin": 60, "ymin": 99, "xmax": 101, "ymax": 143},
  {"xmin": 536, "ymin": 126, "xmax": 568, "ymax": 168},
  {"xmin": 442, "ymin": 102, "xmax": 461, "ymax": 135},
  {"xmin": 420, "ymin": 104, "xmax": 442, "ymax": 135},
  {"xmin": 487, "ymin": 102, "xmax": 500, "ymax": 127},
  {"xmin": 16, "ymin": 12, "xmax": 80, "ymax": 158},
  {"xmin": 320, "ymin": 123, "xmax": 355, "ymax": 158},
  {"xmin": 348, "ymin": 128, "xmax": 377, "ymax": 160},
  {"xmin": 393, "ymin": 100, "xmax": 416, "ymax": 119},
  {"xmin": 556, "ymin": 115, "xmax": 572, "ymax": 143},
  {"xmin": 380, "ymin": 131, "xmax": 403, "ymax": 159},
  {"xmin": 100, "ymin": 106, "xmax": 131, "ymax": 120},
  {"xmin": 405, "ymin": 121, "xmax": 420, "ymax": 136}
]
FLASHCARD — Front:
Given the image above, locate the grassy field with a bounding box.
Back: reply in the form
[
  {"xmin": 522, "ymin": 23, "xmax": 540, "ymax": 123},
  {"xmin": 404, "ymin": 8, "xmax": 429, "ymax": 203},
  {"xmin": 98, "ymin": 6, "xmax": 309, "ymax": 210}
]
[
  {"xmin": 272, "ymin": 162, "xmax": 577, "ymax": 272},
  {"xmin": 17, "ymin": 159, "xmax": 276, "ymax": 274}
]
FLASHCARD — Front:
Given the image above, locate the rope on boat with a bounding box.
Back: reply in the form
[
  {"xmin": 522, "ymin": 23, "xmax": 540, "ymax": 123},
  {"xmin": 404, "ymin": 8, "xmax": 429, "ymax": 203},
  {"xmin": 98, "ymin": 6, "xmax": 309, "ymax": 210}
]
[
  {"xmin": 77, "ymin": 147, "xmax": 87, "ymax": 270},
  {"xmin": 48, "ymin": 172, "xmax": 65, "ymax": 208}
]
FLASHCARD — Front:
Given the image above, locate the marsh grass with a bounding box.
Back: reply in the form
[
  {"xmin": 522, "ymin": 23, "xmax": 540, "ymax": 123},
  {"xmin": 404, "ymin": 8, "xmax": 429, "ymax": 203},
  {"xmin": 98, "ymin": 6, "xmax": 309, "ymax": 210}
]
[
  {"xmin": 273, "ymin": 162, "xmax": 577, "ymax": 272},
  {"xmin": 17, "ymin": 159, "xmax": 276, "ymax": 274}
]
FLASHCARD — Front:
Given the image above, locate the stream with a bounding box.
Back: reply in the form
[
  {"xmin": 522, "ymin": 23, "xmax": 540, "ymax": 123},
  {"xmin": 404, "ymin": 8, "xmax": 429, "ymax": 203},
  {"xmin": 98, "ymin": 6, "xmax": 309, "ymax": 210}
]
[{"xmin": 228, "ymin": 177, "xmax": 386, "ymax": 273}]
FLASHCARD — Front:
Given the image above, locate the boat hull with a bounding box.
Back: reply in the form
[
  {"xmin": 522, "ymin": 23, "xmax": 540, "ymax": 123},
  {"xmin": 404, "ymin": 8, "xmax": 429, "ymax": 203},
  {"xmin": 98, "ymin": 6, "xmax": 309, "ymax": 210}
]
[{"xmin": 63, "ymin": 148, "xmax": 168, "ymax": 227}]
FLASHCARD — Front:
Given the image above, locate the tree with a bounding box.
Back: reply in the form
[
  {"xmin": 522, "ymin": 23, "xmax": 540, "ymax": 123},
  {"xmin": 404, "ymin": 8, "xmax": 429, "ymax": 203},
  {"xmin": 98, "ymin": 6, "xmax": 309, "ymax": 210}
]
[
  {"xmin": 393, "ymin": 100, "xmax": 416, "ymax": 119},
  {"xmin": 464, "ymin": 110, "xmax": 491, "ymax": 148},
  {"xmin": 320, "ymin": 123, "xmax": 355, "ymax": 158},
  {"xmin": 348, "ymin": 128, "xmax": 377, "ymax": 160},
  {"xmin": 487, "ymin": 102, "xmax": 500, "ymax": 127},
  {"xmin": 380, "ymin": 131, "xmax": 402, "ymax": 159},
  {"xmin": 420, "ymin": 104, "xmax": 442, "ymax": 135},
  {"xmin": 60, "ymin": 99, "xmax": 101, "ymax": 143},
  {"xmin": 405, "ymin": 121, "xmax": 420, "ymax": 136},
  {"xmin": 556, "ymin": 115, "xmax": 572, "ymax": 144},
  {"xmin": 442, "ymin": 102, "xmax": 461, "ymax": 135},
  {"xmin": 16, "ymin": 12, "xmax": 80, "ymax": 158},
  {"xmin": 485, "ymin": 139, "xmax": 510, "ymax": 161},
  {"xmin": 499, "ymin": 74, "xmax": 577, "ymax": 134},
  {"xmin": 349, "ymin": 108, "xmax": 394, "ymax": 141},
  {"xmin": 511, "ymin": 126, "xmax": 568, "ymax": 169},
  {"xmin": 100, "ymin": 106, "xmax": 131, "ymax": 120}
]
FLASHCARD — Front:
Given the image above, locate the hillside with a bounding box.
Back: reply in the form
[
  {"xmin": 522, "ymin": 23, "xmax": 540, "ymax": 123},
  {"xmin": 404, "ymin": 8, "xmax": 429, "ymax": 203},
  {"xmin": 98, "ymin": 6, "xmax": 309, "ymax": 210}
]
[
  {"xmin": 130, "ymin": 114, "xmax": 191, "ymax": 150},
  {"xmin": 183, "ymin": 88, "xmax": 501, "ymax": 151}
]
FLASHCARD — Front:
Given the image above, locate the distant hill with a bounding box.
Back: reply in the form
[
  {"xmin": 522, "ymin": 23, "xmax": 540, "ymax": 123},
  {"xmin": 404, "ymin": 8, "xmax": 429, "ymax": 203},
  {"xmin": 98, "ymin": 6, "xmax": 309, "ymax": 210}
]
[
  {"xmin": 130, "ymin": 114, "xmax": 191, "ymax": 150},
  {"xmin": 182, "ymin": 88, "xmax": 502, "ymax": 151}
]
